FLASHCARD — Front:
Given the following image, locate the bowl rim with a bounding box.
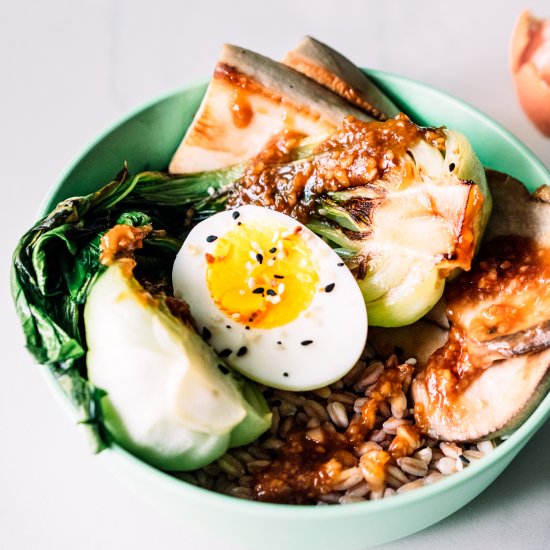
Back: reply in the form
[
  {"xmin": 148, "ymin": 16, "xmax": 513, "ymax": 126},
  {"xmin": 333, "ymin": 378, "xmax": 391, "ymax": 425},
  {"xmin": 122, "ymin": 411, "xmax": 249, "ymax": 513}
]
[{"xmin": 39, "ymin": 69, "xmax": 550, "ymax": 518}]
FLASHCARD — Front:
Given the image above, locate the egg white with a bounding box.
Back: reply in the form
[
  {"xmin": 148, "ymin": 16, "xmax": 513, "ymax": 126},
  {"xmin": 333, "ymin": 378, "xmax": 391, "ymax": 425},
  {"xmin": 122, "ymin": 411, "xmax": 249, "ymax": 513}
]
[{"xmin": 172, "ymin": 205, "xmax": 368, "ymax": 391}]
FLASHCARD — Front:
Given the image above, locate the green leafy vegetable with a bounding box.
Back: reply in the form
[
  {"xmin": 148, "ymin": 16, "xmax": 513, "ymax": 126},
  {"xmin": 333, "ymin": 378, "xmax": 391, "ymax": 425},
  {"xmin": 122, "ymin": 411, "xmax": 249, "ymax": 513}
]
[{"xmin": 11, "ymin": 166, "xmax": 224, "ymax": 449}]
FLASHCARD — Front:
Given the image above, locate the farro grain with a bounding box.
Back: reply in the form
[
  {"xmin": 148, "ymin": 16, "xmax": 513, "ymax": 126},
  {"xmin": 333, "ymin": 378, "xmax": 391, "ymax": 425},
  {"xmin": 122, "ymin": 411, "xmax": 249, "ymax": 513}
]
[
  {"xmin": 274, "ymin": 390, "xmax": 304, "ymax": 407},
  {"xmin": 477, "ymin": 440, "xmax": 494, "ymax": 454},
  {"xmin": 270, "ymin": 406, "xmax": 280, "ymax": 436},
  {"xmin": 231, "ymin": 449, "xmax": 255, "ymax": 464},
  {"xmin": 397, "ymin": 457, "xmax": 428, "ymax": 477},
  {"xmin": 440, "ymin": 442, "xmax": 462, "ymax": 459},
  {"xmin": 386, "ymin": 465, "xmax": 410, "ymax": 485},
  {"xmin": 355, "ymin": 441, "xmax": 382, "ymax": 456},
  {"xmin": 311, "ymin": 386, "xmax": 332, "ymax": 399},
  {"xmin": 303, "ymin": 399, "xmax": 330, "ymax": 422},
  {"xmin": 261, "ymin": 438, "xmax": 285, "ymax": 450},
  {"xmin": 425, "ymin": 472, "xmax": 444, "ymax": 484},
  {"xmin": 248, "ymin": 447, "xmax": 271, "ymax": 460},
  {"xmin": 436, "ymin": 457, "xmax": 457, "ymax": 475},
  {"xmin": 279, "ymin": 416, "xmax": 294, "ymax": 438},
  {"xmin": 414, "ymin": 447, "xmax": 433, "ymax": 465},
  {"xmin": 328, "ymin": 392, "xmax": 357, "ymax": 406},
  {"xmin": 278, "ymin": 401, "xmax": 298, "ymax": 417},
  {"xmin": 397, "ymin": 479, "xmax": 425, "ymax": 493},
  {"xmin": 354, "ymin": 361, "xmax": 384, "ymax": 392},
  {"xmin": 463, "ymin": 449, "xmax": 485, "ymax": 461},
  {"xmin": 382, "ymin": 417, "xmax": 411, "ymax": 435},
  {"xmin": 246, "ymin": 459, "xmax": 272, "ymax": 473},
  {"xmin": 389, "ymin": 392, "xmax": 407, "ymax": 419},
  {"xmin": 333, "ymin": 468, "xmax": 363, "ymax": 491},
  {"xmin": 343, "ymin": 360, "xmax": 367, "ymax": 386},
  {"xmin": 345, "ymin": 481, "xmax": 370, "ymax": 498},
  {"xmin": 229, "ymin": 486, "xmax": 252, "ymax": 499},
  {"xmin": 327, "ymin": 401, "xmax": 349, "ymax": 428},
  {"xmin": 339, "ymin": 495, "xmax": 366, "ymax": 504},
  {"xmin": 217, "ymin": 454, "xmax": 246, "ymax": 478},
  {"xmin": 305, "ymin": 427, "xmax": 326, "ymax": 443},
  {"xmin": 370, "ymin": 429, "xmax": 387, "ymax": 442},
  {"xmin": 306, "ymin": 417, "xmax": 321, "ymax": 429},
  {"xmin": 353, "ymin": 397, "xmax": 369, "ymax": 413}
]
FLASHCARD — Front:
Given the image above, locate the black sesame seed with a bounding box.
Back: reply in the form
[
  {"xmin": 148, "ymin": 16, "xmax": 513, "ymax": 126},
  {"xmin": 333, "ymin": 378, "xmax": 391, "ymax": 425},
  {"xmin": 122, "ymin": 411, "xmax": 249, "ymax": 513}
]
[
  {"xmin": 237, "ymin": 221, "xmax": 242, "ymax": 226},
  {"xmin": 269, "ymin": 247, "xmax": 277, "ymax": 253},
  {"xmin": 274, "ymin": 274, "xmax": 284, "ymax": 279},
  {"xmin": 253, "ymin": 287, "xmax": 265, "ymax": 294},
  {"xmin": 206, "ymin": 235, "xmax": 217, "ymax": 243},
  {"xmin": 283, "ymin": 372, "xmax": 289, "ymax": 377},
  {"xmin": 337, "ymin": 262, "xmax": 345, "ymax": 267},
  {"xmin": 266, "ymin": 289, "xmax": 276, "ymax": 296},
  {"xmin": 232, "ymin": 211, "xmax": 240, "ymax": 219},
  {"xmin": 449, "ymin": 163, "xmax": 456, "ymax": 172},
  {"xmin": 301, "ymin": 340, "xmax": 313, "ymax": 346},
  {"xmin": 226, "ymin": 325, "xmax": 231, "ymax": 329},
  {"xmin": 277, "ymin": 341, "xmax": 282, "ymax": 345},
  {"xmin": 324, "ymin": 283, "xmax": 335, "ymax": 293},
  {"xmin": 460, "ymin": 455, "xmax": 470, "ymax": 464},
  {"xmin": 218, "ymin": 364, "xmax": 229, "ymax": 375},
  {"xmin": 237, "ymin": 346, "xmax": 248, "ymax": 357},
  {"xmin": 218, "ymin": 349, "xmax": 232, "ymax": 358},
  {"xmin": 245, "ymin": 326, "xmax": 250, "ymax": 330},
  {"xmin": 202, "ymin": 327, "xmax": 212, "ymax": 340},
  {"xmin": 256, "ymin": 253, "xmax": 263, "ymax": 264}
]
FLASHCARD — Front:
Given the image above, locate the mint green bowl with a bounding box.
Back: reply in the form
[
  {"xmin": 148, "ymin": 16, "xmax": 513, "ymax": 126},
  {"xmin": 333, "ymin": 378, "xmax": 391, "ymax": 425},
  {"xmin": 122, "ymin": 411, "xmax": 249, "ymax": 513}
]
[{"xmin": 41, "ymin": 71, "xmax": 550, "ymax": 549}]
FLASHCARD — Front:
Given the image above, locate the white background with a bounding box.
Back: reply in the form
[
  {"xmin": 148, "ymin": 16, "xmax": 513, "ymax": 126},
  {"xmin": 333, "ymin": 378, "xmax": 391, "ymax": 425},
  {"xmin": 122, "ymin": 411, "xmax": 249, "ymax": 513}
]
[{"xmin": 1, "ymin": 1, "xmax": 549, "ymax": 549}]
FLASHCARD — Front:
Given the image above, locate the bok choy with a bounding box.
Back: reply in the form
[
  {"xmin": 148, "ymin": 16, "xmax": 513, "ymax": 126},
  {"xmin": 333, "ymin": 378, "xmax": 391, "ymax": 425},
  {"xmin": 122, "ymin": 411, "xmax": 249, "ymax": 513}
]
[{"xmin": 11, "ymin": 166, "xmax": 271, "ymax": 457}]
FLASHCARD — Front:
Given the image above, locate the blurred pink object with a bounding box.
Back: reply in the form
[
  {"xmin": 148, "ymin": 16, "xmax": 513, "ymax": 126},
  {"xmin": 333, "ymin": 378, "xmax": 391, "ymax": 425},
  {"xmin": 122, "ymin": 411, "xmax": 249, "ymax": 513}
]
[{"xmin": 511, "ymin": 10, "xmax": 550, "ymax": 137}]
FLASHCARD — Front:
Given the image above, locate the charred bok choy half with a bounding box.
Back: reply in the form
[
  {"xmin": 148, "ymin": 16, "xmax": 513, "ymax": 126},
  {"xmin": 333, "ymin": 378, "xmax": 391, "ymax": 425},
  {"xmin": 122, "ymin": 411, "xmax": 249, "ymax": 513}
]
[{"xmin": 11, "ymin": 167, "xmax": 271, "ymax": 469}]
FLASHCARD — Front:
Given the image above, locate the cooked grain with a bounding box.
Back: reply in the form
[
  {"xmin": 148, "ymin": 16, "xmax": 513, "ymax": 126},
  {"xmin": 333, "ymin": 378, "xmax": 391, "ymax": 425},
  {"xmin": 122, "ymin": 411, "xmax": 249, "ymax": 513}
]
[{"xmin": 184, "ymin": 353, "xmax": 499, "ymax": 505}]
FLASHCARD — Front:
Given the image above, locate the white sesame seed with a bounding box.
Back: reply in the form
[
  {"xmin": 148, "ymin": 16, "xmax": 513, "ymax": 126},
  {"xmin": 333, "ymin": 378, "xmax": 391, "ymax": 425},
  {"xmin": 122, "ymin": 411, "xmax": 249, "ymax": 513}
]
[
  {"xmin": 247, "ymin": 278, "xmax": 255, "ymax": 289},
  {"xmin": 266, "ymin": 259, "xmax": 275, "ymax": 267},
  {"xmin": 249, "ymin": 251, "xmax": 257, "ymax": 261},
  {"xmin": 271, "ymin": 232, "xmax": 280, "ymax": 243},
  {"xmin": 245, "ymin": 261, "xmax": 253, "ymax": 272},
  {"xmin": 268, "ymin": 295, "xmax": 281, "ymax": 304},
  {"xmin": 251, "ymin": 241, "xmax": 262, "ymax": 252},
  {"xmin": 232, "ymin": 313, "xmax": 241, "ymax": 319},
  {"xmin": 207, "ymin": 186, "xmax": 215, "ymax": 195},
  {"xmin": 277, "ymin": 283, "xmax": 285, "ymax": 294}
]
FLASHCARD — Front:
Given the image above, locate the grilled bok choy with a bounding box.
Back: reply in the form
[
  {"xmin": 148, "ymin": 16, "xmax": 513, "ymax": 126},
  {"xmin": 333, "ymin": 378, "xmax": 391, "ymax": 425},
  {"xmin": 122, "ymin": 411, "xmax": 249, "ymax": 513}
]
[
  {"xmin": 85, "ymin": 260, "xmax": 270, "ymax": 470},
  {"xmin": 310, "ymin": 126, "xmax": 491, "ymax": 326},
  {"xmin": 11, "ymin": 167, "xmax": 271, "ymax": 455}
]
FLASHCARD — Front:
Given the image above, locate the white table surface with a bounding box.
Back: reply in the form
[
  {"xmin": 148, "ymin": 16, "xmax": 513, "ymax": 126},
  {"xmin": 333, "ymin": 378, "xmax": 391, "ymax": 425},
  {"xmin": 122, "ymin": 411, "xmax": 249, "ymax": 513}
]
[{"xmin": 1, "ymin": 1, "xmax": 549, "ymax": 549}]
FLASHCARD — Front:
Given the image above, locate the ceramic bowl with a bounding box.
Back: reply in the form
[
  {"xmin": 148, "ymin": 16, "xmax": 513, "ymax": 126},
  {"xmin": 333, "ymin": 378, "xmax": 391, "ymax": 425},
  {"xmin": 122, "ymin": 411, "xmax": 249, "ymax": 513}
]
[{"xmin": 41, "ymin": 71, "xmax": 550, "ymax": 550}]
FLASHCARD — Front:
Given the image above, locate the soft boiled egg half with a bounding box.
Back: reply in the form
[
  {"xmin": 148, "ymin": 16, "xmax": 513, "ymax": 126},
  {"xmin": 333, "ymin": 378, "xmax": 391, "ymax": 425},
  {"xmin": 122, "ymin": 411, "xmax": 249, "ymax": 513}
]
[{"xmin": 172, "ymin": 205, "xmax": 367, "ymax": 391}]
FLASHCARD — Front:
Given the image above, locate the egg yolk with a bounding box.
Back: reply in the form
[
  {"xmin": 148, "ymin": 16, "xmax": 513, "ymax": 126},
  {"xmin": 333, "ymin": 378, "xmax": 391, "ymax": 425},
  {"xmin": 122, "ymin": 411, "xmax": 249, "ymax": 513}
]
[{"xmin": 206, "ymin": 222, "xmax": 319, "ymax": 329}]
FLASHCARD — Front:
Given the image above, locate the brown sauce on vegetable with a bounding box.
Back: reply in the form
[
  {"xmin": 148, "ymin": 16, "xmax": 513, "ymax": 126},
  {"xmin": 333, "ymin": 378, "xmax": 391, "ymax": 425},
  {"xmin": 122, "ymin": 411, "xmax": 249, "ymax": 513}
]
[
  {"xmin": 416, "ymin": 235, "xmax": 550, "ymax": 419},
  {"xmin": 99, "ymin": 224, "xmax": 152, "ymax": 267},
  {"xmin": 227, "ymin": 114, "xmax": 446, "ymax": 223},
  {"xmin": 230, "ymin": 89, "xmax": 253, "ymax": 129}
]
